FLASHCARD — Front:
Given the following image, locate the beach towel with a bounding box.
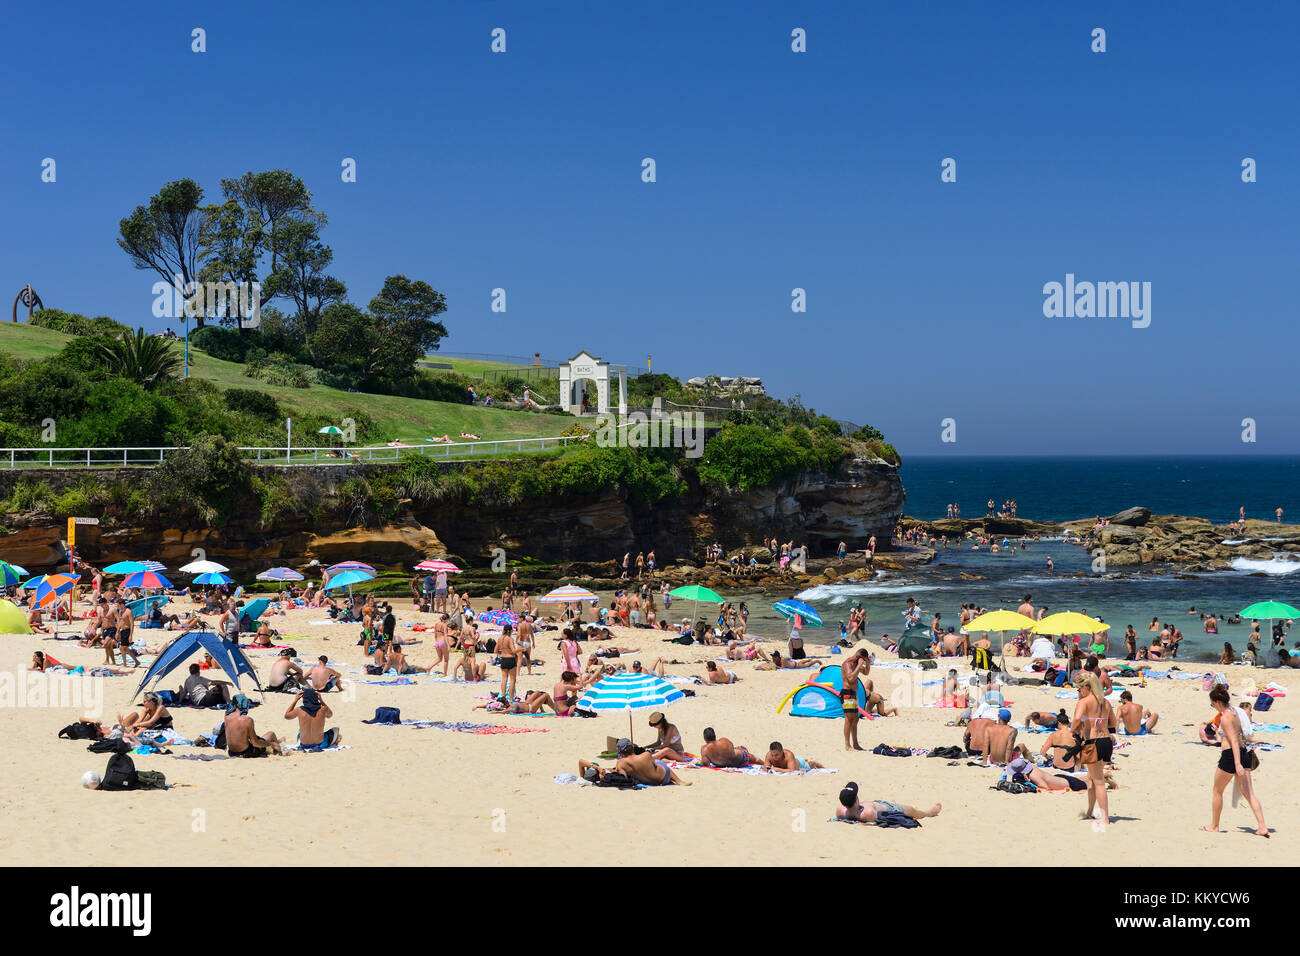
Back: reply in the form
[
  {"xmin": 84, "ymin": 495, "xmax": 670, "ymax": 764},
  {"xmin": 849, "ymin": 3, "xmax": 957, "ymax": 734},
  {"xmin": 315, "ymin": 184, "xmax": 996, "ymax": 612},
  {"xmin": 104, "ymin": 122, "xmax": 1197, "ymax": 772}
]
[
  {"xmin": 689, "ymin": 761, "xmax": 837, "ymax": 776},
  {"xmin": 285, "ymin": 743, "xmax": 352, "ymax": 753},
  {"xmin": 1251, "ymin": 723, "xmax": 1291, "ymax": 733},
  {"xmin": 410, "ymin": 720, "xmax": 549, "ymax": 735}
]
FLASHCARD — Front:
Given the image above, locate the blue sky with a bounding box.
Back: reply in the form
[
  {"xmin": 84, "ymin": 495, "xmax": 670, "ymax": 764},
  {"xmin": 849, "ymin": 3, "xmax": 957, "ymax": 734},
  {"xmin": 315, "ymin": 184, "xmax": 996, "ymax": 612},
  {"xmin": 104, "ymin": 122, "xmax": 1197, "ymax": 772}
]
[{"xmin": 3, "ymin": 1, "xmax": 1296, "ymax": 455}]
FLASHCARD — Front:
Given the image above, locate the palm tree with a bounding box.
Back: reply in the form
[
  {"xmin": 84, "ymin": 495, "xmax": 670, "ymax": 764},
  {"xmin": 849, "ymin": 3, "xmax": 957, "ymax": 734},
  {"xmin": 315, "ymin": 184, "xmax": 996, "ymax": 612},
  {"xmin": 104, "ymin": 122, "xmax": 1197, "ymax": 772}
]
[{"xmin": 98, "ymin": 327, "xmax": 184, "ymax": 389}]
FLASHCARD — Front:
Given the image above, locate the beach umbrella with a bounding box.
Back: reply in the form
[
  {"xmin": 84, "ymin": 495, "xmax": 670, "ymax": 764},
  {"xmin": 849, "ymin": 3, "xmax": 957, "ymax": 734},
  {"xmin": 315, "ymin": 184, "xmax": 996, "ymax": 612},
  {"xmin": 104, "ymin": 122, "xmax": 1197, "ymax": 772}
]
[
  {"xmin": 539, "ymin": 585, "xmax": 598, "ymax": 603},
  {"xmin": 179, "ymin": 559, "xmax": 229, "ymax": 574},
  {"xmin": 670, "ymin": 584, "xmax": 723, "ymax": 627},
  {"xmin": 256, "ymin": 567, "xmax": 304, "ymax": 582},
  {"xmin": 1240, "ymin": 601, "xmax": 1300, "ymax": 664},
  {"xmin": 192, "ymin": 571, "xmax": 232, "ymax": 586},
  {"xmin": 480, "ymin": 608, "xmax": 518, "ymax": 628},
  {"xmin": 966, "ymin": 610, "xmax": 1037, "ymax": 632},
  {"xmin": 772, "ymin": 598, "xmax": 824, "ymax": 628},
  {"xmin": 121, "ymin": 570, "xmax": 173, "ymax": 590},
  {"xmin": 318, "ymin": 424, "xmax": 343, "ymax": 450},
  {"xmin": 0, "ymin": 560, "xmax": 26, "ymax": 588},
  {"xmin": 23, "ymin": 573, "xmax": 79, "ymax": 607},
  {"xmin": 326, "ymin": 560, "xmax": 376, "ymax": 574},
  {"xmin": 104, "ymin": 560, "xmax": 149, "ymax": 574},
  {"xmin": 415, "ymin": 559, "xmax": 461, "ymax": 573},
  {"xmin": 1032, "ymin": 612, "xmax": 1108, "ymax": 635},
  {"xmin": 576, "ymin": 671, "xmax": 686, "ymax": 742},
  {"xmin": 322, "ymin": 568, "xmax": 376, "ymax": 591}
]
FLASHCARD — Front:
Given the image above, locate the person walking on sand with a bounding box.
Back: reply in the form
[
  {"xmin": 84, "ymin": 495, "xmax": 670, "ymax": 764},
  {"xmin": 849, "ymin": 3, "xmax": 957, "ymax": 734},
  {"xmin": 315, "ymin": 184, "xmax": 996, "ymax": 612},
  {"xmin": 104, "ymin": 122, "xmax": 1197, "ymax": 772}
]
[
  {"xmin": 1201, "ymin": 684, "xmax": 1268, "ymax": 837},
  {"xmin": 1071, "ymin": 673, "xmax": 1115, "ymax": 829},
  {"xmin": 841, "ymin": 649, "xmax": 871, "ymax": 751}
]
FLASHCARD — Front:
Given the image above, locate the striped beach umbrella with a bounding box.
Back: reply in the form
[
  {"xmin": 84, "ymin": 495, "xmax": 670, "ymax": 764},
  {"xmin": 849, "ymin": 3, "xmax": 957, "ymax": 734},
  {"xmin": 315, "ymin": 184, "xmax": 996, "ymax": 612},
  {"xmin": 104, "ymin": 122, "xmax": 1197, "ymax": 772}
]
[
  {"xmin": 121, "ymin": 570, "xmax": 173, "ymax": 590},
  {"xmin": 23, "ymin": 573, "xmax": 80, "ymax": 607},
  {"xmin": 327, "ymin": 561, "xmax": 376, "ymax": 574},
  {"xmin": 256, "ymin": 567, "xmax": 304, "ymax": 582},
  {"xmin": 323, "ymin": 568, "xmax": 376, "ymax": 591},
  {"xmin": 539, "ymin": 585, "xmax": 597, "ymax": 603},
  {"xmin": 772, "ymin": 599, "xmax": 824, "ymax": 628},
  {"xmin": 576, "ymin": 672, "xmax": 685, "ymax": 713},
  {"xmin": 479, "ymin": 608, "xmax": 518, "ymax": 628},
  {"xmin": 0, "ymin": 560, "xmax": 26, "ymax": 588},
  {"xmin": 415, "ymin": 559, "xmax": 461, "ymax": 573}
]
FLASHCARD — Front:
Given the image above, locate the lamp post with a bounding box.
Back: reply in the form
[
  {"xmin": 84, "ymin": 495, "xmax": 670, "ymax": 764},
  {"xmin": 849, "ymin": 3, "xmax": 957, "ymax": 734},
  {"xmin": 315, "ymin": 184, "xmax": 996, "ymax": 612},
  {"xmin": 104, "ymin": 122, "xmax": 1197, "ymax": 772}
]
[{"xmin": 286, "ymin": 418, "xmax": 292, "ymax": 463}]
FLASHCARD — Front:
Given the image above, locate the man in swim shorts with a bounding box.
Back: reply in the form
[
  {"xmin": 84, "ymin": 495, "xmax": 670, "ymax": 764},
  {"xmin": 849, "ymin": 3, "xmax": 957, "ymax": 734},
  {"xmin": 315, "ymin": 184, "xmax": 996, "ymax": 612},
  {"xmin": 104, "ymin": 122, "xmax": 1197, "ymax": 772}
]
[
  {"xmin": 615, "ymin": 738, "xmax": 690, "ymax": 786},
  {"xmin": 224, "ymin": 695, "xmax": 282, "ymax": 757},
  {"xmin": 285, "ymin": 687, "xmax": 341, "ymax": 751},
  {"xmin": 1116, "ymin": 690, "xmax": 1159, "ymax": 734},
  {"xmin": 700, "ymin": 727, "xmax": 757, "ymax": 767}
]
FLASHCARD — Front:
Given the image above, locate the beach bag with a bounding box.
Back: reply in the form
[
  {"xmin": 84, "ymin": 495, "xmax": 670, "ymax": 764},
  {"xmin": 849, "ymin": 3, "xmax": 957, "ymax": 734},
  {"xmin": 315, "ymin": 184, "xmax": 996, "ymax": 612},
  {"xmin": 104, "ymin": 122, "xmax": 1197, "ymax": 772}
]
[
  {"xmin": 98, "ymin": 753, "xmax": 139, "ymax": 791},
  {"xmin": 59, "ymin": 722, "xmax": 98, "ymax": 740},
  {"xmin": 135, "ymin": 770, "xmax": 167, "ymax": 790},
  {"xmin": 1255, "ymin": 692, "xmax": 1274, "ymax": 712}
]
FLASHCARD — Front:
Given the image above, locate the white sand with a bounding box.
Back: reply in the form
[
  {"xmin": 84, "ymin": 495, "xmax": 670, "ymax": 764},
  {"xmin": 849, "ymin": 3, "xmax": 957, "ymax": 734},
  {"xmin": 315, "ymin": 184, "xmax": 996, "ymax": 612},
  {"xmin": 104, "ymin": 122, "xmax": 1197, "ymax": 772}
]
[{"xmin": 0, "ymin": 597, "xmax": 1294, "ymax": 865}]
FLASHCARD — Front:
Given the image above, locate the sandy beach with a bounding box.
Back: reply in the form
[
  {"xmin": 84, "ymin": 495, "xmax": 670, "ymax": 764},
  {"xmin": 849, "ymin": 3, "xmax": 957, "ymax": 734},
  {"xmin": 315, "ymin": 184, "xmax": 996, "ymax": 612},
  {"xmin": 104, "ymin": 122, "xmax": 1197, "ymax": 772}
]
[{"xmin": 0, "ymin": 596, "xmax": 1293, "ymax": 866}]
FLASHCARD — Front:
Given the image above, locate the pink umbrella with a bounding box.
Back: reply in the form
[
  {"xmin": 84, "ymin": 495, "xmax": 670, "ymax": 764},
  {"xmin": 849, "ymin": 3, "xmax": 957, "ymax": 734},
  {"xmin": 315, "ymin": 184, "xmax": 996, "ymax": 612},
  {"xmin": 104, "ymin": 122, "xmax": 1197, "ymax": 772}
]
[{"xmin": 415, "ymin": 559, "xmax": 461, "ymax": 573}]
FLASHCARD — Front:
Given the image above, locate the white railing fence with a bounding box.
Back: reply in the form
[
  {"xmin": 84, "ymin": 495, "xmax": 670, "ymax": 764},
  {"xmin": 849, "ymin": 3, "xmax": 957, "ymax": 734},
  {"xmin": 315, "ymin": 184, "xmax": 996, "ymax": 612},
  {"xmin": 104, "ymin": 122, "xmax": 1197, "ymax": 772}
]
[{"xmin": 0, "ymin": 436, "xmax": 579, "ymax": 470}]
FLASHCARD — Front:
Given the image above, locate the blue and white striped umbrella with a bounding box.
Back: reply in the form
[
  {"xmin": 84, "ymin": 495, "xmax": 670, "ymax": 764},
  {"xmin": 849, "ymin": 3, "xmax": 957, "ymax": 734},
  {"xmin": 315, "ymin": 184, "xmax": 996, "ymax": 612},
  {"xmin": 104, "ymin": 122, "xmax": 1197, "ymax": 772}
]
[
  {"xmin": 576, "ymin": 672, "xmax": 685, "ymax": 713},
  {"xmin": 772, "ymin": 599, "xmax": 824, "ymax": 628}
]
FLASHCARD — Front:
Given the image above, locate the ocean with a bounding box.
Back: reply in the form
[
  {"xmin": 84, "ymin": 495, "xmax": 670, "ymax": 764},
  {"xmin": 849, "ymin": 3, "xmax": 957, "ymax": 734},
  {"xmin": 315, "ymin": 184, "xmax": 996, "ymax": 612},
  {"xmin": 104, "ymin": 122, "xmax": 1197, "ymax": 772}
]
[{"xmin": 736, "ymin": 456, "xmax": 1300, "ymax": 663}]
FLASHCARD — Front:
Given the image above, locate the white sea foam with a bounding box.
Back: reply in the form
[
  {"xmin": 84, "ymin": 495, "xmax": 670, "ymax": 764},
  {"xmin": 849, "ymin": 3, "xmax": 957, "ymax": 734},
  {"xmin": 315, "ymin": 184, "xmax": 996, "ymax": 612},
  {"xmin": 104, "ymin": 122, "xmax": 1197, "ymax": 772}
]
[{"xmin": 1230, "ymin": 556, "xmax": 1300, "ymax": 576}]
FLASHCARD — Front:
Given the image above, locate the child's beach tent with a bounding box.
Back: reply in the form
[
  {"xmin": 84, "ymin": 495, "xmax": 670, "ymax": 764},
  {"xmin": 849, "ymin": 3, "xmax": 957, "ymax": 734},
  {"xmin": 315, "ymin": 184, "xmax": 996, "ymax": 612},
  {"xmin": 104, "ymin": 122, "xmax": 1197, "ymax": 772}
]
[
  {"xmin": 239, "ymin": 598, "xmax": 271, "ymax": 629},
  {"xmin": 896, "ymin": 630, "xmax": 931, "ymax": 659},
  {"xmin": 777, "ymin": 664, "xmax": 867, "ymax": 718},
  {"xmin": 130, "ymin": 630, "xmax": 262, "ymax": 702},
  {"xmin": 0, "ymin": 599, "xmax": 33, "ymax": 635}
]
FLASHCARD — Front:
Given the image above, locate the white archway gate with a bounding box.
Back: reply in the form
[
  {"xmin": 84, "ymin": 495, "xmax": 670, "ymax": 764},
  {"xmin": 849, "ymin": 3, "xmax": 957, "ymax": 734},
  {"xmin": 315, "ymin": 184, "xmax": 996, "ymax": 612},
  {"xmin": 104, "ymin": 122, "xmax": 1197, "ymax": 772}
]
[{"xmin": 558, "ymin": 350, "xmax": 627, "ymax": 416}]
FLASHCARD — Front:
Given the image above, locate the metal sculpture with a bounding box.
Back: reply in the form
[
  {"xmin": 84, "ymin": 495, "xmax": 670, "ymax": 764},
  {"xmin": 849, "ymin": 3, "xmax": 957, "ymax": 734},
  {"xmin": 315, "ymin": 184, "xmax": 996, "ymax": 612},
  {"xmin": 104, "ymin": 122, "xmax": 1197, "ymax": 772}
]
[{"xmin": 12, "ymin": 284, "xmax": 44, "ymax": 322}]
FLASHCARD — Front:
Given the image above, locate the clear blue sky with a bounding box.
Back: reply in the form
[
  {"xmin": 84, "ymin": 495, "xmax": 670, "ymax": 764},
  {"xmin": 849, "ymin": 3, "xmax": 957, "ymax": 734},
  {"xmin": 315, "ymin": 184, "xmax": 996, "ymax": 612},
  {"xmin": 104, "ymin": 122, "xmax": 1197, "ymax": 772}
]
[{"xmin": 3, "ymin": 1, "xmax": 1296, "ymax": 455}]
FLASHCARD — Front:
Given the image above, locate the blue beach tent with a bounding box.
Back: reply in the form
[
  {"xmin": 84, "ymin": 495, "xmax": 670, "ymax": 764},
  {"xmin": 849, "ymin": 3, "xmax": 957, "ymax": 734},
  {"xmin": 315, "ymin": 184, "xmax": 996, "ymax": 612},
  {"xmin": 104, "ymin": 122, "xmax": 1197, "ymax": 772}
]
[
  {"xmin": 131, "ymin": 631, "xmax": 262, "ymax": 702},
  {"xmin": 780, "ymin": 664, "xmax": 868, "ymax": 718},
  {"xmin": 239, "ymin": 598, "xmax": 271, "ymax": 630}
]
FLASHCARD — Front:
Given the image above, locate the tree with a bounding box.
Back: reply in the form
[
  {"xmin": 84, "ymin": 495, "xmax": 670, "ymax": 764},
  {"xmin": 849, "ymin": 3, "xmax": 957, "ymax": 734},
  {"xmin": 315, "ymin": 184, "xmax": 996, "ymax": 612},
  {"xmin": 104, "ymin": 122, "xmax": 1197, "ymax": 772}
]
[
  {"xmin": 264, "ymin": 217, "xmax": 346, "ymax": 341},
  {"xmin": 118, "ymin": 179, "xmax": 206, "ymax": 326},
  {"xmin": 364, "ymin": 275, "xmax": 448, "ymax": 384},
  {"xmin": 197, "ymin": 197, "xmax": 262, "ymax": 328},
  {"xmin": 308, "ymin": 302, "xmax": 377, "ymax": 372},
  {"xmin": 97, "ymin": 328, "xmax": 184, "ymax": 390},
  {"xmin": 221, "ymin": 170, "xmax": 311, "ymax": 275}
]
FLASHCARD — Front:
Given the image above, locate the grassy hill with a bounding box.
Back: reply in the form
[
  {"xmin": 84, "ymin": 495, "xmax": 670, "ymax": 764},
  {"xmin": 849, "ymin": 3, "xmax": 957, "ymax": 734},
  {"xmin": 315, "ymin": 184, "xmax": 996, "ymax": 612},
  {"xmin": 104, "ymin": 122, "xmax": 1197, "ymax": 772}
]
[{"xmin": 0, "ymin": 323, "xmax": 575, "ymax": 445}]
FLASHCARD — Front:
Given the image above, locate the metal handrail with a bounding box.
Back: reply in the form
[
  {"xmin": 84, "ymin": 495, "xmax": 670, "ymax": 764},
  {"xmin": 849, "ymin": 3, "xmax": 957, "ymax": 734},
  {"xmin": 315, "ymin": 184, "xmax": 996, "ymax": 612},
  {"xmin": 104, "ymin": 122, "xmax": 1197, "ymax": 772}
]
[{"xmin": 0, "ymin": 436, "xmax": 580, "ymax": 469}]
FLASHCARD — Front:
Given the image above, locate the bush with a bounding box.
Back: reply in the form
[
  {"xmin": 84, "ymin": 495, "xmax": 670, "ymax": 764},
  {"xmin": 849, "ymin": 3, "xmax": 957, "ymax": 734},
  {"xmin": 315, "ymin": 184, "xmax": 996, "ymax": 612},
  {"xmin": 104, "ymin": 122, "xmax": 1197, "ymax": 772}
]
[
  {"xmin": 28, "ymin": 309, "xmax": 129, "ymax": 337},
  {"xmin": 146, "ymin": 433, "xmax": 252, "ymax": 524},
  {"xmin": 191, "ymin": 325, "xmax": 250, "ymax": 363},
  {"xmin": 225, "ymin": 388, "xmax": 281, "ymax": 421},
  {"xmin": 696, "ymin": 422, "xmax": 849, "ymax": 491}
]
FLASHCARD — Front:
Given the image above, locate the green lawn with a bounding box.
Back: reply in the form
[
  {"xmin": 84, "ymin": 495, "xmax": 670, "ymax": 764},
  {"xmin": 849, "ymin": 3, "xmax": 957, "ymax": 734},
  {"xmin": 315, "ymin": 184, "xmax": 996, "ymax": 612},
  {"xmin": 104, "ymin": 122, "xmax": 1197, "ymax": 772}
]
[{"xmin": 0, "ymin": 323, "xmax": 579, "ymax": 445}]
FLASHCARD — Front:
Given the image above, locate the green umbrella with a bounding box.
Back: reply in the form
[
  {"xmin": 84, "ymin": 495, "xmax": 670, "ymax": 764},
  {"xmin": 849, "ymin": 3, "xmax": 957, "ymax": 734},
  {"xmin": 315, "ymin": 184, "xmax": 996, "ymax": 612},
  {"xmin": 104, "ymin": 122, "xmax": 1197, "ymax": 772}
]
[
  {"xmin": 1239, "ymin": 601, "xmax": 1300, "ymax": 619},
  {"xmin": 1240, "ymin": 602, "xmax": 1300, "ymax": 666},
  {"xmin": 669, "ymin": 584, "xmax": 723, "ymax": 632},
  {"xmin": 318, "ymin": 424, "xmax": 343, "ymax": 451}
]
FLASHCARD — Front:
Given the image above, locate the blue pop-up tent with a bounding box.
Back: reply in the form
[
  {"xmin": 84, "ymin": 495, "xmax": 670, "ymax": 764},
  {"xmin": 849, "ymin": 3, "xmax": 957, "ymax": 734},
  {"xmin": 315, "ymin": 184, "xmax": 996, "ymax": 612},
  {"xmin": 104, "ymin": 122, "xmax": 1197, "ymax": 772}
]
[
  {"xmin": 131, "ymin": 630, "xmax": 262, "ymax": 702},
  {"xmin": 239, "ymin": 598, "xmax": 271, "ymax": 630}
]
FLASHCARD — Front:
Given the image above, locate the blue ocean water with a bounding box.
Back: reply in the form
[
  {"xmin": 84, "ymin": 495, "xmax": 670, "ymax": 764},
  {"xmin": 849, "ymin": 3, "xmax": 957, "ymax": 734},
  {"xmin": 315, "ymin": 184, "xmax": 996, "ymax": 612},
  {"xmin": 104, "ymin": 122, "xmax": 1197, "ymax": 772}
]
[
  {"xmin": 898, "ymin": 456, "xmax": 1300, "ymax": 524},
  {"xmin": 732, "ymin": 456, "xmax": 1300, "ymax": 663}
]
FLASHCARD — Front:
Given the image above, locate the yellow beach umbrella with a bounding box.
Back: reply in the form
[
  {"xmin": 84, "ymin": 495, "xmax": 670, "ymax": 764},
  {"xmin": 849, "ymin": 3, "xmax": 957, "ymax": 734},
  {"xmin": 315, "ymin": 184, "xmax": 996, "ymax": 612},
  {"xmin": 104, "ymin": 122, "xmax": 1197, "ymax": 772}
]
[
  {"xmin": 1032, "ymin": 611, "xmax": 1108, "ymax": 635},
  {"xmin": 0, "ymin": 599, "xmax": 33, "ymax": 635},
  {"xmin": 965, "ymin": 609, "xmax": 1036, "ymax": 632}
]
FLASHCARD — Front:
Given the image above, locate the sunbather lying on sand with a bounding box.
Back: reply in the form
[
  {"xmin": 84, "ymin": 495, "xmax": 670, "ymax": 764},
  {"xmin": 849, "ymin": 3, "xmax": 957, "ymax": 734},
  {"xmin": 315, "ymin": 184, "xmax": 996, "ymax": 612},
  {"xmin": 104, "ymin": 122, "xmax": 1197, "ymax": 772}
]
[
  {"xmin": 703, "ymin": 661, "xmax": 740, "ymax": 684},
  {"xmin": 755, "ymin": 649, "xmax": 818, "ymax": 670},
  {"xmin": 837, "ymin": 781, "xmax": 941, "ymax": 823},
  {"xmin": 700, "ymin": 727, "xmax": 758, "ymax": 767},
  {"xmin": 764, "ymin": 741, "xmax": 824, "ymax": 772}
]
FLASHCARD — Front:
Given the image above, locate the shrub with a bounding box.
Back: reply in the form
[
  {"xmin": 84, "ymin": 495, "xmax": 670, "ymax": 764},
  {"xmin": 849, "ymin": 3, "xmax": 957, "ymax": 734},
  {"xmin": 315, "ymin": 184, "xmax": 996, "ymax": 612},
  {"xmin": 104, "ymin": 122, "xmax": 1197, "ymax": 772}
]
[
  {"xmin": 28, "ymin": 309, "xmax": 129, "ymax": 337},
  {"xmin": 225, "ymin": 388, "xmax": 281, "ymax": 421},
  {"xmin": 191, "ymin": 326, "xmax": 250, "ymax": 363},
  {"xmin": 146, "ymin": 433, "xmax": 252, "ymax": 524}
]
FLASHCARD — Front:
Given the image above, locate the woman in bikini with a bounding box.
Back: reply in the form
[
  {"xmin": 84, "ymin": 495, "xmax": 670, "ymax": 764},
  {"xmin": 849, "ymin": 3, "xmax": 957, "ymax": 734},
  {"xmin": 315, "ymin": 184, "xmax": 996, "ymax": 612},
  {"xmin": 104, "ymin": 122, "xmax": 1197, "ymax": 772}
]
[
  {"xmin": 1071, "ymin": 672, "xmax": 1115, "ymax": 829},
  {"xmin": 1202, "ymin": 684, "xmax": 1268, "ymax": 837},
  {"xmin": 551, "ymin": 670, "xmax": 591, "ymax": 716}
]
